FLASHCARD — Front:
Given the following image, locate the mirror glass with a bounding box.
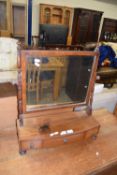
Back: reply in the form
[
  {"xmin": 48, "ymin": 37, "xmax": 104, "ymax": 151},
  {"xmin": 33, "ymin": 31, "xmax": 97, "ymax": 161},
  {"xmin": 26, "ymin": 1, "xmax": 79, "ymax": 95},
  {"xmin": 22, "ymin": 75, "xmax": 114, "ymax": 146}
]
[{"xmin": 26, "ymin": 55, "xmax": 94, "ymax": 109}]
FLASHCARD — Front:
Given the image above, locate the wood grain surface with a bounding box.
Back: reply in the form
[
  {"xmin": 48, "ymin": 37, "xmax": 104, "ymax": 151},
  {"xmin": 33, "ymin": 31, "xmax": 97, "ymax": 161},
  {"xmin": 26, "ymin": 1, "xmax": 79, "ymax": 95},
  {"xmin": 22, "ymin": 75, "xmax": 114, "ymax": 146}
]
[{"xmin": 1, "ymin": 108, "xmax": 117, "ymax": 175}]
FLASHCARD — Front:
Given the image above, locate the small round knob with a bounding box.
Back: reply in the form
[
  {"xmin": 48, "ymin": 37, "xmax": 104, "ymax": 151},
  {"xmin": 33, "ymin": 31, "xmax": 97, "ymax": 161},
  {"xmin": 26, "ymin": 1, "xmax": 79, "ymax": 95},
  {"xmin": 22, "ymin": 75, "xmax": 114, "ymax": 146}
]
[{"xmin": 63, "ymin": 138, "xmax": 68, "ymax": 143}]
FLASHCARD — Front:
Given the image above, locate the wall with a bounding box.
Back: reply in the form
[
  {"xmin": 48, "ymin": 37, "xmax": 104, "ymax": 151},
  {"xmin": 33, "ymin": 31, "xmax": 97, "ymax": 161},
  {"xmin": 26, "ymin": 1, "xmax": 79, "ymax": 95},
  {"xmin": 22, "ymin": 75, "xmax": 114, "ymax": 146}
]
[
  {"xmin": 32, "ymin": 0, "xmax": 117, "ymax": 37},
  {"xmin": 12, "ymin": 0, "xmax": 27, "ymax": 4}
]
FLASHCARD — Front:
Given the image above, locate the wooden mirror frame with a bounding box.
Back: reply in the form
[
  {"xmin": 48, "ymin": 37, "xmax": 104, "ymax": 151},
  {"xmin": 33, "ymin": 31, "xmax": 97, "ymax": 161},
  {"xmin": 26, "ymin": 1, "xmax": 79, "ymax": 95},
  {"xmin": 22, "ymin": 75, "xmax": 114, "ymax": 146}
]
[{"xmin": 17, "ymin": 50, "xmax": 99, "ymax": 118}]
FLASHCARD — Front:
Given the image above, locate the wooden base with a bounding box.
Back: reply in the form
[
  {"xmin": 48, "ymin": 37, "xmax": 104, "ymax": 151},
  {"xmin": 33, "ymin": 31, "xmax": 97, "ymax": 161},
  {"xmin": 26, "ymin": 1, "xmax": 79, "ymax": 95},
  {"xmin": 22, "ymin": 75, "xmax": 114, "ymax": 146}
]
[{"xmin": 17, "ymin": 112, "xmax": 100, "ymax": 154}]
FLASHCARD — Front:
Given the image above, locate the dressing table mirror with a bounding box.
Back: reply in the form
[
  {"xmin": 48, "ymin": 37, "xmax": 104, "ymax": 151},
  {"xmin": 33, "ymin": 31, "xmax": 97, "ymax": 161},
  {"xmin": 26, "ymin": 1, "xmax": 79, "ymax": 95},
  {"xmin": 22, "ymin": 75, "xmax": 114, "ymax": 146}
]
[{"xmin": 17, "ymin": 50, "xmax": 100, "ymax": 155}]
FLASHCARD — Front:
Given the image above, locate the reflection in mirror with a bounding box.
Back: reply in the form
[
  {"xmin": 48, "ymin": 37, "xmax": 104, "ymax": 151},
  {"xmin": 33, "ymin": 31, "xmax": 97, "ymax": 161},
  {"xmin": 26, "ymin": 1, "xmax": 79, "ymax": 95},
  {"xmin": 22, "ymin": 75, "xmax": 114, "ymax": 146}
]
[{"xmin": 26, "ymin": 56, "xmax": 94, "ymax": 107}]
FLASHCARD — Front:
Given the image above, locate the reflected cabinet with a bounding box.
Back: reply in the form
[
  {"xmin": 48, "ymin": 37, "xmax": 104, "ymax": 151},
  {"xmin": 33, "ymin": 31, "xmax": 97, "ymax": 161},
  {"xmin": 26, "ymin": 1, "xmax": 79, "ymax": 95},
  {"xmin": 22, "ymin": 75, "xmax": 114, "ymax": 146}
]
[
  {"xmin": 40, "ymin": 4, "xmax": 73, "ymax": 27},
  {"xmin": 17, "ymin": 50, "xmax": 100, "ymax": 154},
  {"xmin": 39, "ymin": 4, "xmax": 73, "ymax": 45},
  {"xmin": 100, "ymin": 18, "xmax": 117, "ymax": 42}
]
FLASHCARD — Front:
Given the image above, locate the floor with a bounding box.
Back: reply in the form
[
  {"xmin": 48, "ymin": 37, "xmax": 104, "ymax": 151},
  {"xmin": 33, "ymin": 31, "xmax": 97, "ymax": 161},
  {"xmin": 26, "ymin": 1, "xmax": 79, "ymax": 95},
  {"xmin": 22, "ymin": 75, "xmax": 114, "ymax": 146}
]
[
  {"xmin": 0, "ymin": 83, "xmax": 117, "ymax": 175},
  {"xmin": 93, "ymin": 84, "xmax": 117, "ymax": 112}
]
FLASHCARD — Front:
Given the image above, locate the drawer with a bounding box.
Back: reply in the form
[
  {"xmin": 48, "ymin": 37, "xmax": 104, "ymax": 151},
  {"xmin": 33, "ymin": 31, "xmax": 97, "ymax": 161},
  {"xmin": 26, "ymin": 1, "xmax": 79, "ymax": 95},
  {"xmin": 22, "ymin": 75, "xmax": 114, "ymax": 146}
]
[
  {"xmin": 42, "ymin": 133, "xmax": 84, "ymax": 148},
  {"xmin": 23, "ymin": 133, "xmax": 84, "ymax": 150},
  {"xmin": 85, "ymin": 127, "xmax": 99, "ymax": 139},
  {"xmin": 20, "ymin": 140, "xmax": 42, "ymax": 150},
  {"xmin": 17, "ymin": 113, "xmax": 100, "ymax": 152}
]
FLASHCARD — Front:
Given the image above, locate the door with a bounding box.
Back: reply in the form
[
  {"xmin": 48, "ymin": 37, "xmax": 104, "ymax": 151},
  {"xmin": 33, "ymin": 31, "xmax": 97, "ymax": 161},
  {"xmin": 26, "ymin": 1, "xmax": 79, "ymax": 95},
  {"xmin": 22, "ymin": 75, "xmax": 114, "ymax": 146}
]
[{"xmin": 12, "ymin": 4, "xmax": 26, "ymax": 43}]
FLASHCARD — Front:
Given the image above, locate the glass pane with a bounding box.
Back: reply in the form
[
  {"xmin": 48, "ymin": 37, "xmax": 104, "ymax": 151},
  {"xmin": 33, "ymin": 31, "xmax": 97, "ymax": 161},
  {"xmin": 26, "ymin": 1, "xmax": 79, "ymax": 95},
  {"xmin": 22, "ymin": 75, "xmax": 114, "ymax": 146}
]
[
  {"xmin": 0, "ymin": 1, "xmax": 7, "ymax": 30},
  {"xmin": 26, "ymin": 56, "xmax": 94, "ymax": 109},
  {"xmin": 44, "ymin": 8, "xmax": 51, "ymax": 23}
]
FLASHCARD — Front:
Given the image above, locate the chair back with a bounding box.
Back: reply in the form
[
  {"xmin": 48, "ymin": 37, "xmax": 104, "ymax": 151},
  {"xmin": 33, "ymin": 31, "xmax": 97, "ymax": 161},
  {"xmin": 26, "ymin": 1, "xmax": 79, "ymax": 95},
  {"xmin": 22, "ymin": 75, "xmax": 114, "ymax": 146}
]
[{"xmin": 27, "ymin": 63, "xmax": 40, "ymax": 92}]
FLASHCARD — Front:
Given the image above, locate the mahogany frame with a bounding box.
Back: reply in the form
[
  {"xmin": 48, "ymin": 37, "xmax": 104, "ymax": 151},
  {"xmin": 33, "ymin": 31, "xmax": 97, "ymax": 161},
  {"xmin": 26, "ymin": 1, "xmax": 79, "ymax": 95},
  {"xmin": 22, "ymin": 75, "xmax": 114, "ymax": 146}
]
[{"xmin": 17, "ymin": 50, "xmax": 99, "ymax": 119}]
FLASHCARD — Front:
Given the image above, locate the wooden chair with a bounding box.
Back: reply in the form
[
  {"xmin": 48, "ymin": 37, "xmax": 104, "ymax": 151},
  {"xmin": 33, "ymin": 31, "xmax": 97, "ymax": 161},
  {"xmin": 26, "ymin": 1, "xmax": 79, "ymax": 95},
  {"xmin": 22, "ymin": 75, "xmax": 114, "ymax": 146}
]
[
  {"xmin": 27, "ymin": 63, "xmax": 40, "ymax": 103},
  {"xmin": 27, "ymin": 62, "xmax": 54, "ymax": 103},
  {"xmin": 39, "ymin": 70, "xmax": 54, "ymax": 99},
  {"xmin": 56, "ymin": 56, "xmax": 69, "ymax": 88},
  {"xmin": 40, "ymin": 79, "xmax": 53, "ymax": 99}
]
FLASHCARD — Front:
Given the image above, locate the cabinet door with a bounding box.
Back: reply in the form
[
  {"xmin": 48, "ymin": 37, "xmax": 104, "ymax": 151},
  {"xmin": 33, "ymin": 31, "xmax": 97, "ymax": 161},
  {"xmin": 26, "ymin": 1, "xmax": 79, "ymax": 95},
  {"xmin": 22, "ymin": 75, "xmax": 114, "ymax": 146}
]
[
  {"xmin": 100, "ymin": 18, "xmax": 117, "ymax": 42},
  {"xmin": 40, "ymin": 4, "xmax": 52, "ymax": 24},
  {"xmin": 12, "ymin": 4, "xmax": 26, "ymax": 43},
  {"xmin": 72, "ymin": 9, "xmax": 103, "ymax": 44},
  {"xmin": 0, "ymin": 0, "xmax": 11, "ymax": 37},
  {"xmin": 90, "ymin": 13, "xmax": 102, "ymax": 42},
  {"xmin": 77, "ymin": 11, "xmax": 90, "ymax": 44},
  {"xmin": 72, "ymin": 10, "xmax": 90, "ymax": 44},
  {"xmin": 40, "ymin": 4, "xmax": 73, "ymax": 28}
]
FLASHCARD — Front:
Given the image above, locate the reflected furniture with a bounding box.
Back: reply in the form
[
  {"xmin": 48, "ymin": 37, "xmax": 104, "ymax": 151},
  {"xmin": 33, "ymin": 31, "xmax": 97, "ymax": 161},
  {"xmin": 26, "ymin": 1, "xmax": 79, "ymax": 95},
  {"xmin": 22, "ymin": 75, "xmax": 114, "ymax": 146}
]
[
  {"xmin": 27, "ymin": 57, "xmax": 64, "ymax": 101},
  {"xmin": 100, "ymin": 18, "xmax": 117, "ymax": 42},
  {"xmin": 72, "ymin": 8, "xmax": 103, "ymax": 44},
  {"xmin": 17, "ymin": 50, "xmax": 100, "ymax": 154},
  {"xmin": 39, "ymin": 4, "xmax": 73, "ymax": 45},
  {"xmin": 44, "ymin": 44, "xmax": 84, "ymax": 50},
  {"xmin": 40, "ymin": 4, "xmax": 73, "ymax": 27},
  {"xmin": 27, "ymin": 63, "xmax": 40, "ymax": 103},
  {"xmin": 97, "ymin": 67, "xmax": 117, "ymax": 87},
  {"xmin": 41, "ymin": 57, "xmax": 64, "ymax": 99}
]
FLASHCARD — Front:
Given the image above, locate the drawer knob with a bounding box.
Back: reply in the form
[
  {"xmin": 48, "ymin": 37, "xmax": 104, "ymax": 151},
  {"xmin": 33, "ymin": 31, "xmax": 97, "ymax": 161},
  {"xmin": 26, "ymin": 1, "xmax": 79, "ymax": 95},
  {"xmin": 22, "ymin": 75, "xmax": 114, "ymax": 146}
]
[{"xmin": 63, "ymin": 138, "xmax": 68, "ymax": 143}]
